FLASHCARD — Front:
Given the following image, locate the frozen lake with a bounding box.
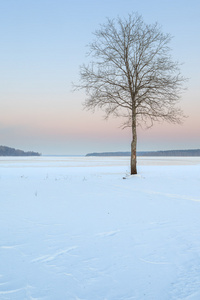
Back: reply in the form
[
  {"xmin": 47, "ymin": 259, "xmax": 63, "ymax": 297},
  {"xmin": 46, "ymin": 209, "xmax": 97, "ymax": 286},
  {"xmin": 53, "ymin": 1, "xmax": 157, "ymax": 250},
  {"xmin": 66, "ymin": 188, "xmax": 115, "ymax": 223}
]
[{"xmin": 0, "ymin": 155, "xmax": 200, "ymax": 168}]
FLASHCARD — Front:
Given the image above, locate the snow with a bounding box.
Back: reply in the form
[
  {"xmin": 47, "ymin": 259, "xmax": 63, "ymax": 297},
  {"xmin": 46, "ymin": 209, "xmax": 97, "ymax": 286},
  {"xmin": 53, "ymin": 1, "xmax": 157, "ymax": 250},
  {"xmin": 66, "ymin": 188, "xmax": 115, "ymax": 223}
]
[{"xmin": 0, "ymin": 156, "xmax": 200, "ymax": 299}]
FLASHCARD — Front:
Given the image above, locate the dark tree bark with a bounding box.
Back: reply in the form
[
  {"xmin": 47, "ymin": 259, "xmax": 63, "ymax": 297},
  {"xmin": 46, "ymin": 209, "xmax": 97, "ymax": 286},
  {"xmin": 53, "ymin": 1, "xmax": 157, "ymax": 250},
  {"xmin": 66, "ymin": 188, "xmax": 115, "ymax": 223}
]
[
  {"xmin": 131, "ymin": 111, "xmax": 137, "ymax": 175},
  {"xmin": 75, "ymin": 13, "xmax": 187, "ymax": 175}
]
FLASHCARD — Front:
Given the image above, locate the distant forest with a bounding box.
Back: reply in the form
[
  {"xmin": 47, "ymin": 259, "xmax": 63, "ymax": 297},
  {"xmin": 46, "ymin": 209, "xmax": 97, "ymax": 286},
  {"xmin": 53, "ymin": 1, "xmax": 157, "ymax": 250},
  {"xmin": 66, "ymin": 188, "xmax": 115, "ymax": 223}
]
[
  {"xmin": 0, "ymin": 146, "xmax": 41, "ymax": 156},
  {"xmin": 86, "ymin": 149, "xmax": 200, "ymax": 157}
]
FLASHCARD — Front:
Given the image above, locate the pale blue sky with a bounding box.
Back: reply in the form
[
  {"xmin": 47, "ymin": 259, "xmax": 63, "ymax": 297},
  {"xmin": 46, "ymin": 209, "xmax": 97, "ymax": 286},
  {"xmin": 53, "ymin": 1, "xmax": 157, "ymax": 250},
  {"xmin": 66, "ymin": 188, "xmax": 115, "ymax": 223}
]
[{"xmin": 0, "ymin": 0, "xmax": 200, "ymax": 154}]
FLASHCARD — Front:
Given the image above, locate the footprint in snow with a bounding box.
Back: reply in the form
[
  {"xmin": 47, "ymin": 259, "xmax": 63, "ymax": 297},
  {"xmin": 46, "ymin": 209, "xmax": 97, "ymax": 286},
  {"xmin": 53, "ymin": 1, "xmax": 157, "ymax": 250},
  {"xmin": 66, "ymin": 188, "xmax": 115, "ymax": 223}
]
[
  {"xmin": 31, "ymin": 246, "xmax": 78, "ymax": 263},
  {"xmin": 96, "ymin": 230, "xmax": 120, "ymax": 237}
]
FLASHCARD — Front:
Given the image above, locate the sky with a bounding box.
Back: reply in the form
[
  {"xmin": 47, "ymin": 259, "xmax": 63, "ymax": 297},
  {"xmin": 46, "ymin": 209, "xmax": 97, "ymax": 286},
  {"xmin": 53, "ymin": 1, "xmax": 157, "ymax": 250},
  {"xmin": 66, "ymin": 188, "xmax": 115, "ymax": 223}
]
[{"xmin": 0, "ymin": 0, "xmax": 199, "ymax": 155}]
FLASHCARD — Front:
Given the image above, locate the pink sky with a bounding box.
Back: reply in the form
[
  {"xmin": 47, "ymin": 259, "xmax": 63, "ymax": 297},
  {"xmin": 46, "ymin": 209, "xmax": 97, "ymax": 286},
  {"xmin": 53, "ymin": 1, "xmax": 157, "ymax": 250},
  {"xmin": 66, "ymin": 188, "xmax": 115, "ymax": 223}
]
[{"xmin": 1, "ymin": 88, "xmax": 199, "ymax": 155}]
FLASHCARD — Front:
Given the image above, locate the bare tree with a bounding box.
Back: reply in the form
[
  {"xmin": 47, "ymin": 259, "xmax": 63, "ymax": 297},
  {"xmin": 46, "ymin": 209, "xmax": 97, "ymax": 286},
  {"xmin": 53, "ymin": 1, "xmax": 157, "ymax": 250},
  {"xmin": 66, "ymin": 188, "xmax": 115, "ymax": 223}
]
[{"xmin": 76, "ymin": 13, "xmax": 186, "ymax": 174}]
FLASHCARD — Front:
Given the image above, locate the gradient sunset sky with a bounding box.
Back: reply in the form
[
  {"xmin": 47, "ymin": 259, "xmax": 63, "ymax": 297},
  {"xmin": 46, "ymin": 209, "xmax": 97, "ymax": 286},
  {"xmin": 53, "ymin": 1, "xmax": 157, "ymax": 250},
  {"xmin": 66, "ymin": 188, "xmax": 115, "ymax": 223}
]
[{"xmin": 0, "ymin": 0, "xmax": 199, "ymax": 155}]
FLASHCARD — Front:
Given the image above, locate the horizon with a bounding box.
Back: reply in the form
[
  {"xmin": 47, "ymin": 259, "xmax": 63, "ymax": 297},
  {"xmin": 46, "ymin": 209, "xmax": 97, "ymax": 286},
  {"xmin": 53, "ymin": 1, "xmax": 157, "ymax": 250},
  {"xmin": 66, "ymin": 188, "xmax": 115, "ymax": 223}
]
[
  {"xmin": 1, "ymin": 144, "xmax": 200, "ymax": 157},
  {"xmin": 0, "ymin": 0, "xmax": 199, "ymax": 155}
]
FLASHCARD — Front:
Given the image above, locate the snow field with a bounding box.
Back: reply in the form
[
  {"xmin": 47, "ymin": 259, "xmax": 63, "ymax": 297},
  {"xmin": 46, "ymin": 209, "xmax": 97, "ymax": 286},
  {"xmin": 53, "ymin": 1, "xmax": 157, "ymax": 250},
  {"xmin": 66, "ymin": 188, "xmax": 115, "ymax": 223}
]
[{"xmin": 0, "ymin": 157, "xmax": 200, "ymax": 299}]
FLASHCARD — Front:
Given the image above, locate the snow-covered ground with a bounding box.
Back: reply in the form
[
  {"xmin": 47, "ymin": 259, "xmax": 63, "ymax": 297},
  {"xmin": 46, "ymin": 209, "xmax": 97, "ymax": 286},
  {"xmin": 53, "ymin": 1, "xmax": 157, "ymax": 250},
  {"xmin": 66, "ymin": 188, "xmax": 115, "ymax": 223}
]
[{"xmin": 0, "ymin": 156, "xmax": 200, "ymax": 300}]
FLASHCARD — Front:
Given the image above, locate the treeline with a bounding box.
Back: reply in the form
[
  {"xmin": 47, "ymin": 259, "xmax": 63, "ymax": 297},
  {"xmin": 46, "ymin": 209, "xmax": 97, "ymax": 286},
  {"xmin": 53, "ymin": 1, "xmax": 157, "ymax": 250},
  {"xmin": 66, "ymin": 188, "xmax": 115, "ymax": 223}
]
[
  {"xmin": 0, "ymin": 146, "xmax": 41, "ymax": 156},
  {"xmin": 86, "ymin": 152, "xmax": 130, "ymax": 157},
  {"xmin": 138, "ymin": 149, "xmax": 200, "ymax": 156},
  {"xmin": 86, "ymin": 149, "xmax": 200, "ymax": 157}
]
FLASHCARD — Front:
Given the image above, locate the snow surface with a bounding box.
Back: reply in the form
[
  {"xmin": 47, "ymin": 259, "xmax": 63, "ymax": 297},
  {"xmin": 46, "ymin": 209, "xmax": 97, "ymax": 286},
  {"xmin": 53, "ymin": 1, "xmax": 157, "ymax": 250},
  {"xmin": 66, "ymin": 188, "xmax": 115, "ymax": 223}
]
[{"xmin": 0, "ymin": 156, "xmax": 200, "ymax": 300}]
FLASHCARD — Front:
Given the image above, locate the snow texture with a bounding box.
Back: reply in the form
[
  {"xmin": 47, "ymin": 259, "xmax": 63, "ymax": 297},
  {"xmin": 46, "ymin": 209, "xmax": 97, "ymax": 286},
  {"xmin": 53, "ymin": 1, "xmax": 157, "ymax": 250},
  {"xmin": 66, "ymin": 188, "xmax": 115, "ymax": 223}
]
[{"xmin": 0, "ymin": 156, "xmax": 200, "ymax": 299}]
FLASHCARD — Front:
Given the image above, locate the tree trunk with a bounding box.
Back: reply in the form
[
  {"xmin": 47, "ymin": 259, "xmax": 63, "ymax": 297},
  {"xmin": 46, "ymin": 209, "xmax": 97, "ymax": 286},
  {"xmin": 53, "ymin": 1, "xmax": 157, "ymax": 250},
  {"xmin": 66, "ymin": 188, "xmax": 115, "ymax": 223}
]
[{"xmin": 131, "ymin": 117, "xmax": 137, "ymax": 175}]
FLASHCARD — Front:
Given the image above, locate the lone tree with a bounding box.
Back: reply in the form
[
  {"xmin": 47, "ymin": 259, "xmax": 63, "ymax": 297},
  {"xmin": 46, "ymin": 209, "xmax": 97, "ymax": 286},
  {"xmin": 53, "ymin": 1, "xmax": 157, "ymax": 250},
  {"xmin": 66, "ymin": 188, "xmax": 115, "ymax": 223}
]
[{"xmin": 76, "ymin": 13, "xmax": 186, "ymax": 174}]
